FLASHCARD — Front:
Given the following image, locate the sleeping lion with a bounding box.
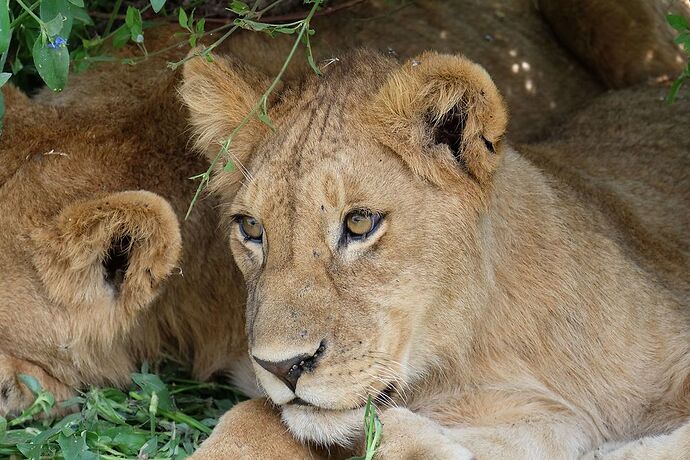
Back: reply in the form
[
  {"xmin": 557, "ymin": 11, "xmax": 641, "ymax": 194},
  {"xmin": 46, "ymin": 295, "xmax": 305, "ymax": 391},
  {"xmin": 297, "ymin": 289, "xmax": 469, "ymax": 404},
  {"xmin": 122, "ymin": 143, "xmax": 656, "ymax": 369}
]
[{"xmin": 180, "ymin": 48, "xmax": 690, "ymax": 459}]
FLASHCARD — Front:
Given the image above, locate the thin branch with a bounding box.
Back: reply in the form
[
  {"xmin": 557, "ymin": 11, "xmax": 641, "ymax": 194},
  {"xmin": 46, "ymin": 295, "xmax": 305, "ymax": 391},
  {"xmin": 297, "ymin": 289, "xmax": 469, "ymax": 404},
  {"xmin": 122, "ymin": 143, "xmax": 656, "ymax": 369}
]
[
  {"xmin": 184, "ymin": 0, "xmax": 324, "ymax": 219},
  {"xmin": 88, "ymin": 0, "xmax": 365, "ymax": 26}
]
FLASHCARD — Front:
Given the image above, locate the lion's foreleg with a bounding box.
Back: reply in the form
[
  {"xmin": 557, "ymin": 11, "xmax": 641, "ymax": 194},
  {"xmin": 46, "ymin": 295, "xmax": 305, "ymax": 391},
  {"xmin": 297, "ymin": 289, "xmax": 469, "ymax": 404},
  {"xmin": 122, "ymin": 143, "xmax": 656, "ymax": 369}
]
[
  {"xmin": 581, "ymin": 421, "xmax": 690, "ymax": 460},
  {"xmin": 377, "ymin": 407, "xmax": 594, "ymax": 460}
]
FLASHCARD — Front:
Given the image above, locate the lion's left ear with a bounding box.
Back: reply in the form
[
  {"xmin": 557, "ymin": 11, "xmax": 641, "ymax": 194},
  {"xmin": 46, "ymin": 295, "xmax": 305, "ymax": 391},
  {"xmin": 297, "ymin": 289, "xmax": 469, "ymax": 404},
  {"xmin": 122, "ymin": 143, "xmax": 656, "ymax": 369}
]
[
  {"xmin": 366, "ymin": 52, "xmax": 508, "ymax": 186},
  {"xmin": 180, "ymin": 50, "xmax": 272, "ymax": 169}
]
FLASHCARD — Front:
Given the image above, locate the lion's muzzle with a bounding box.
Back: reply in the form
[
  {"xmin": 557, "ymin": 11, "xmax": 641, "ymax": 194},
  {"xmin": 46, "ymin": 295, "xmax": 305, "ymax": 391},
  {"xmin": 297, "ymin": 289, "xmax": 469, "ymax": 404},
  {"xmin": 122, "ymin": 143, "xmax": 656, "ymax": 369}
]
[{"xmin": 253, "ymin": 340, "xmax": 326, "ymax": 393}]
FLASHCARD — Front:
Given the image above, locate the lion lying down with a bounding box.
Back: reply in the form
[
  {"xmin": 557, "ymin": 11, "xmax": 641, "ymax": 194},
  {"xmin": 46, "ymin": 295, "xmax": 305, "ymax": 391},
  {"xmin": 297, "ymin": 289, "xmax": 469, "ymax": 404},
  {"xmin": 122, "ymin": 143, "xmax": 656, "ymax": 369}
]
[
  {"xmin": 0, "ymin": 62, "xmax": 250, "ymax": 415},
  {"xmin": 180, "ymin": 49, "xmax": 690, "ymax": 458}
]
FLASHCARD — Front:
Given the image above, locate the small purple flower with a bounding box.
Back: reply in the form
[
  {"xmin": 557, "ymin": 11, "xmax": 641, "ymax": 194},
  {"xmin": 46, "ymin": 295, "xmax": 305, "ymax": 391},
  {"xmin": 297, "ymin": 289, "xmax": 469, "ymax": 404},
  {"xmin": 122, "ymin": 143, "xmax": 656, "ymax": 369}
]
[{"xmin": 47, "ymin": 37, "xmax": 67, "ymax": 49}]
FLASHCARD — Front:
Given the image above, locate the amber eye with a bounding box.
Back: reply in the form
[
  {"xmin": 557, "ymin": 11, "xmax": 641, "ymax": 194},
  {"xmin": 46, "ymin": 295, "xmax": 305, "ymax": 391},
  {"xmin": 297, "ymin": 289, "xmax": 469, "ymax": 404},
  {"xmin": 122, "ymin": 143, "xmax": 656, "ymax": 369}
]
[
  {"xmin": 239, "ymin": 216, "xmax": 263, "ymax": 242},
  {"xmin": 344, "ymin": 210, "xmax": 382, "ymax": 241}
]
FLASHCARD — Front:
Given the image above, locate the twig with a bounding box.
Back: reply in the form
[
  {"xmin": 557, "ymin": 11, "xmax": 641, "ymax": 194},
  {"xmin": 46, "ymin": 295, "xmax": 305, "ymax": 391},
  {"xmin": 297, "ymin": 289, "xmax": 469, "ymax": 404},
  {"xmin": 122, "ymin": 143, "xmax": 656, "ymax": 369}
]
[
  {"xmin": 184, "ymin": 0, "xmax": 324, "ymax": 219},
  {"xmin": 88, "ymin": 0, "xmax": 365, "ymax": 26}
]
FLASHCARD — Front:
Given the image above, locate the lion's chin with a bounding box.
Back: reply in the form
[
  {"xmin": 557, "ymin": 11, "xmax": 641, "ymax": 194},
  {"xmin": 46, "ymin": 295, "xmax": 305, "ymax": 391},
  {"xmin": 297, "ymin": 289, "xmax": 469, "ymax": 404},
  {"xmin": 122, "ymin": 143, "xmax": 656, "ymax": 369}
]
[{"xmin": 281, "ymin": 404, "xmax": 365, "ymax": 447}]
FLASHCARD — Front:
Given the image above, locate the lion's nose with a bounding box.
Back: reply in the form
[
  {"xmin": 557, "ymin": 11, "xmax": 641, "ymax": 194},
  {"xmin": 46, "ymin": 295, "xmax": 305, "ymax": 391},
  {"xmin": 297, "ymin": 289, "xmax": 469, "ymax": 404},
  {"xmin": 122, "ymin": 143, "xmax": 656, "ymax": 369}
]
[{"xmin": 253, "ymin": 341, "xmax": 326, "ymax": 392}]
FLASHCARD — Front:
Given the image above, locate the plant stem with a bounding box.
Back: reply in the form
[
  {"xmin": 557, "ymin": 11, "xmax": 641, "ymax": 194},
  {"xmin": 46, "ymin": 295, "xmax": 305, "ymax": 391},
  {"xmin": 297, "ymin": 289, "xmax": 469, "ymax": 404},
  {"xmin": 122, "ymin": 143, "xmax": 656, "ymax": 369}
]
[
  {"xmin": 103, "ymin": 0, "xmax": 123, "ymax": 36},
  {"xmin": 159, "ymin": 409, "xmax": 211, "ymax": 434},
  {"xmin": 14, "ymin": 0, "xmax": 43, "ymax": 30},
  {"xmin": 184, "ymin": 0, "xmax": 322, "ymax": 219},
  {"xmin": 169, "ymin": 382, "xmax": 241, "ymax": 394},
  {"xmin": 9, "ymin": 0, "xmax": 38, "ymax": 28}
]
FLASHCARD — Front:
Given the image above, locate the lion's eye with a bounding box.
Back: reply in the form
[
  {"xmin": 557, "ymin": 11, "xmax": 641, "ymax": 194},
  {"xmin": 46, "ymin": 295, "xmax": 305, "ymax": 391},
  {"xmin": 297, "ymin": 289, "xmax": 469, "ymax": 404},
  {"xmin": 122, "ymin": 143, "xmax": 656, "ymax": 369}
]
[
  {"xmin": 239, "ymin": 216, "xmax": 263, "ymax": 243},
  {"xmin": 344, "ymin": 211, "xmax": 382, "ymax": 241}
]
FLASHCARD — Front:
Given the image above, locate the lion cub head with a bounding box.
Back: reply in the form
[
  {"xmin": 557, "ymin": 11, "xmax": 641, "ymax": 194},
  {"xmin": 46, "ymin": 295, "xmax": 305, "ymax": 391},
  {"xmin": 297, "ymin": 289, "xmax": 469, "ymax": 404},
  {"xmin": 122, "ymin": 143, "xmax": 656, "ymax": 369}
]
[{"xmin": 182, "ymin": 49, "xmax": 507, "ymax": 446}]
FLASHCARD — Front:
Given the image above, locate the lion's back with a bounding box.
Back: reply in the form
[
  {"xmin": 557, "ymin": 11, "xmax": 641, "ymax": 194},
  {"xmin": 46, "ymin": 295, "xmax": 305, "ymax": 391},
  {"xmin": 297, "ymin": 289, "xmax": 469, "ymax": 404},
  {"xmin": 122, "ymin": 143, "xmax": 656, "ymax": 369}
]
[{"xmin": 521, "ymin": 86, "xmax": 690, "ymax": 298}]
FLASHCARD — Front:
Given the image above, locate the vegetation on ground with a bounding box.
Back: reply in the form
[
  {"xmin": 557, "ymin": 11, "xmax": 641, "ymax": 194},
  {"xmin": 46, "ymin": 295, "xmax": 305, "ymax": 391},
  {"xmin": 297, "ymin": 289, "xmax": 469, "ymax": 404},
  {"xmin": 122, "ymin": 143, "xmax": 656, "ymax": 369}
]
[
  {"xmin": 0, "ymin": 361, "xmax": 382, "ymax": 459},
  {"xmin": 667, "ymin": 13, "xmax": 690, "ymax": 102},
  {"xmin": 0, "ymin": 361, "xmax": 244, "ymax": 459}
]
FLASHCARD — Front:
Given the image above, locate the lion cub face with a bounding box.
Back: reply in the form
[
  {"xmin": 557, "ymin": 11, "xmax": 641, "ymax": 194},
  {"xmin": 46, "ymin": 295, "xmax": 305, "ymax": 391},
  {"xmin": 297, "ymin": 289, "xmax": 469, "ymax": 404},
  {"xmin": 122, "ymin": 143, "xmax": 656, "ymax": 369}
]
[{"xmin": 182, "ymin": 49, "xmax": 507, "ymax": 446}]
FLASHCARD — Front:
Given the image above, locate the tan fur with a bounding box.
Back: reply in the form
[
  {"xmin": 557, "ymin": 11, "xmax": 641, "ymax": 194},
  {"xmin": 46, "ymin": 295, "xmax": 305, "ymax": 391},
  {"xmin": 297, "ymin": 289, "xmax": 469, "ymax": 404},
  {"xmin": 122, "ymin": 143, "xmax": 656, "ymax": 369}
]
[
  {"xmin": 0, "ymin": 0, "xmax": 609, "ymax": 416},
  {"xmin": 1, "ymin": 0, "xmax": 687, "ymax": 450},
  {"xmin": 537, "ymin": 0, "xmax": 689, "ymax": 88},
  {"xmin": 0, "ymin": 39, "xmax": 249, "ymax": 415},
  {"xmin": 183, "ymin": 46, "xmax": 689, "ymax": 459},
  {"xmin": 218, "ymin": 0, "xmax": 688, "ymax": 141}
]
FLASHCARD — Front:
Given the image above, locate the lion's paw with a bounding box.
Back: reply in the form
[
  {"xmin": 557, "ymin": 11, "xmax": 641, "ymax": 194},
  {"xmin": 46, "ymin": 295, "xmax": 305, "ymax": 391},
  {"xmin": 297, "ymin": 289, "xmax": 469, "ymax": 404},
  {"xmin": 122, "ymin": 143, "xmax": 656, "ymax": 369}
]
[
  {"xmin": 376, "ymin": 407, "xmax": 475, "ymax": 460},
  {"xmin": 0, "ymin": 355, "xmax": 74, "ymax": 417},
  {"xmin": 190, "ymin": 399, "xmax": 324, "ymax": 460}
]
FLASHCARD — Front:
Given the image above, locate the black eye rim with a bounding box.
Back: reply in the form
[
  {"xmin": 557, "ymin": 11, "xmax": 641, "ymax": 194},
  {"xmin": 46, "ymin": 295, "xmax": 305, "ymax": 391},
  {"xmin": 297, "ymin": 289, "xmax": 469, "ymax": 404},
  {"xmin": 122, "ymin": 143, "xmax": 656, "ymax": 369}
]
[
  {"xmin": 234, "ymin": 214, "xmax": 264, "ymax": 243},
  {"xmin": 342, "ymin": 209, "xmax": 384, "ymax": 243}
]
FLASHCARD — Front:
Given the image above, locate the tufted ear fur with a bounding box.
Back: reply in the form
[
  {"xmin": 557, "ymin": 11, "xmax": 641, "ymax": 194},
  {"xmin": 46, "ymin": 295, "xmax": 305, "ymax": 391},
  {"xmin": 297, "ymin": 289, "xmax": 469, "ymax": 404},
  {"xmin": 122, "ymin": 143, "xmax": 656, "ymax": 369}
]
[
  {"xmin": 366, "ymin": 51, "xmax": 508, "ymax": 186},
  {"xmin": 31, "ymin": 191, "xmax": 182, "ymax": 325},
  {"xmin": 179, "ymin": 50, "xmax": 272, "ymax": 171}
]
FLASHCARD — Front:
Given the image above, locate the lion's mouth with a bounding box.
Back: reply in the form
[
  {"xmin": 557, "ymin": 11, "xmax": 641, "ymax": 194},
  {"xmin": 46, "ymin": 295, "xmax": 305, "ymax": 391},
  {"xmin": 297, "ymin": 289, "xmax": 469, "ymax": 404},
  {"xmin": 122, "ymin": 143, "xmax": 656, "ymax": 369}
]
[
  {"xmin": 287, "ymin": 382, "xmax": 398, "ymax": 410},
  {"xmin": 280, "ymin": 381, "xmax": 399, "ymax": 446}
]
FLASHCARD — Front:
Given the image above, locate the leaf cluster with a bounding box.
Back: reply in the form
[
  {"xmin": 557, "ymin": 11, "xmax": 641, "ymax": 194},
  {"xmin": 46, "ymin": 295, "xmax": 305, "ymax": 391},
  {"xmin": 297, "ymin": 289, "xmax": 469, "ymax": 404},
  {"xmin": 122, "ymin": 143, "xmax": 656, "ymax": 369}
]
[{"xmin": 0, "ymin": 363, "xmax": 244, "ymax": 459}]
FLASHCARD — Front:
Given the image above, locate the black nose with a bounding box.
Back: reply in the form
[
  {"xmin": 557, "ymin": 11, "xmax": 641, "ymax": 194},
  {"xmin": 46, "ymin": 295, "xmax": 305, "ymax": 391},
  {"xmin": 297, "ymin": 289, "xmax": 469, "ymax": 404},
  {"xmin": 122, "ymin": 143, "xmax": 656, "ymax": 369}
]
[{"xmin": 253, "ymin": 342, "xmax": 326, "ymax": 392}]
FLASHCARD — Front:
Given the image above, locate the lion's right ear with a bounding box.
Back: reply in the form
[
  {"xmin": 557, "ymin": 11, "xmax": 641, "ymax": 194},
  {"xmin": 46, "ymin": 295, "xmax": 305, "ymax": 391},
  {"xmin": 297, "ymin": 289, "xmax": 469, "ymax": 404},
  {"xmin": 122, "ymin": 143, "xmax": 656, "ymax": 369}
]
[
  {"xmin": 180, "ymin": 51, "xmax": 271, "ymax": 167},
  {"xmin": 31, "ymin": 191, "xmax": 182, "ymax": 324},
  {"xmin": 366, "ymin": 52, "xmax": 508, "ymax": 187}
]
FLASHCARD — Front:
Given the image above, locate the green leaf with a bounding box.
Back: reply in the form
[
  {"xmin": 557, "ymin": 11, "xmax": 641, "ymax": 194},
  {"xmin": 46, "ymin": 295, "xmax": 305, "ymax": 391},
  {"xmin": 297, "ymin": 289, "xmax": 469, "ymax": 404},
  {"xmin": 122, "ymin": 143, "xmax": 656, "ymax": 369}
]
[
  {"xmin": 357, "ymin": 397, "xmax": 382, "ymax": 460},
  {"xmin": 150, "ymin": 0, "xmax": 166, "ymax": 14},
  {"xmin": 140, "ymin": 435, "xmax": 159, "ymax": 457},
  {"xmin": 235, "ymin": 19, "xmax": 270, "ymax": 31},
  {"xmin": 0, "ymin": 0, "xmax": 10, "ymax": 54},
  {"xmin": 0, "ymin": 71, "xmax": 10, "ymax": 86},
  {"xmin": 18, "ymin": 374, "xmax": 43, "ymax": 395},
  {"xmin": 0, "ymin": 415, "xmax": 6, "ymax": 438},
  {"xmin": 112, "ymin": 25, "xmax": 130, "ymax": 49},
  {"xmin": 178, "ymin": 8, "xmax": 188, "ymax": 28},
  {"xmin": 131, "ymin": 373, "xmax": 173, "ymax": 411},
  {"xmin": 275, "ymin": 26, "xmax": 297, "ymax": 34},
  {"xmin": 40, "ymin": 0, "xmax": 74, "ymax": 38},
  {"xmin": 305, "ymin": 36, "xmax": 321, "ymax": 76},
  {"xmin": 44, "ymin": 14, "xmax": 65, "ymax": 37},
  {"xmin": 125, "ymin": 6, "xmax": 143, "ymax": 43},
  {"xmin": 257, "ymin": 109, "xmax": 273, "ymax": 129},
  {"xmin": 222, "ymin": 159, "xmax": 235, "ymax": 171},
  {"xmin": 32, "ymin": 37, "xmax": 69, "ymax": 91},
  {"xmin": 228, "ymin": 0, "xmax": 249, "ymax": 15},
  {"xmin": 1, "ymin": 428, "xmax": 35, "ymax": 445},
  {"xmin": 667, "ymin": 76, "xmax": 685, "ymax": 103},
  {"xmin": 674, "ymin": 33, "xmax": 690, "ymax": 52},
  {"xmin": 71, "ymin": 48, "xmax": 91, "ymax": 73},
  {"xmin": 30, "ymin": 413, "xmax": 82, "ymax": 446},
  {"xmin": 17, "ymin": 440, "xmax": 43, "ymax": 459},
  {"xmin": 67, "ymin": 0, "xmax": 83, "ymax": 6},
  {"xmin": 71, "ymin": 6, "xmax": 94, "ymax": 26},
  {"xmin": 81, "ymin": 36, "xmax": 102, "ymax": 49},
  {"xmin": 667, "ymin": 14, "xmax": 689, "ymax": 32},
  {"xmin": 110, "ymin": 428, "xmax": 150, "ymax": 454},
  {"xmin": 57, "ymin": 432, "xmax": 97, "ymax": 460},
  {"xmin": 91, "ymin": 392, "xmax": 128, "ymax": 425},
  {"xmin": 10, "ymin": 56, "xmax": 22, "ymax": 74}
]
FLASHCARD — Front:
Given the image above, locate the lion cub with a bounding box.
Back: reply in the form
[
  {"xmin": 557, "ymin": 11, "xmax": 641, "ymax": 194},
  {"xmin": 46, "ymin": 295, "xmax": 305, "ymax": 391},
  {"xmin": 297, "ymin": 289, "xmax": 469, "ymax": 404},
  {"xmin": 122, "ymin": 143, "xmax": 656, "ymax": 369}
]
[{"xmin": 180, "ymin": 50, "xmax": 690, "ymax": 459}]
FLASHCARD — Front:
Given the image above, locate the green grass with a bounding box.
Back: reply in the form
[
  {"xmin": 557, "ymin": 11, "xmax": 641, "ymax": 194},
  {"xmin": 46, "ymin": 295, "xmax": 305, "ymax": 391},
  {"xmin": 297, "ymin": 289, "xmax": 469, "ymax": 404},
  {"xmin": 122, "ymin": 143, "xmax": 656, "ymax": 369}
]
[
  {"xmin": 350, "ymin": 397, "xmax": 383, "ymax": 460},
  {"xmin": 0, "ymin": 361, "xmax": 385, "ymax": 459},
  {"xmin": 0, "ymin": 362, "xmax": 245, "ymax": 459},
  {"xmin": 0, "ymin": 363, "xmax": 384, "ymax": 459}
]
